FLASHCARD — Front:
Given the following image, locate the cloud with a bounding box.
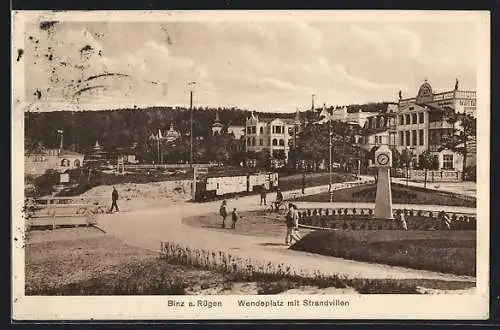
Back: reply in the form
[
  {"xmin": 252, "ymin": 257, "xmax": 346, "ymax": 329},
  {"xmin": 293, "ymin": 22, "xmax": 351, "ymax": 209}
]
[{"xmin": 23, "ymin": 20, "xmax": 478, "ymax": 112}]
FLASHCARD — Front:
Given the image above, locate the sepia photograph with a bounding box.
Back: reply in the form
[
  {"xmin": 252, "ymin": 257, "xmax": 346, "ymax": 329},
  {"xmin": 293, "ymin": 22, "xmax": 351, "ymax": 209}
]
[{"xmin": 11, "ymin": 10, "xmax": 490, "ymax": 320}]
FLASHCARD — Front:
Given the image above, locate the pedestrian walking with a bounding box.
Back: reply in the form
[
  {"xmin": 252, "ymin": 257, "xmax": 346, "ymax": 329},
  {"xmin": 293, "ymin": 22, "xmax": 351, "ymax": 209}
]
[
  {"xmin": 291, "ymin": 204, "xmax": 302, "ymax": 241},
  {"xmin": 260, "ymin": 184, "xmax": 267, "ymax": 206},
  {"xmin": 219, "ymin": 200, "xmax": 228, "ymax": 228},
  {"xmin": 109, "ymin": 186, "xmax": 119, "ymax": 213},
  {"xmin": 439, "ymin": 210, "xmax": 451, "ymax": 230},
  {"xmin": 399, "ymin": 210, "xmax": 408, "ymax": 231},
  {"xmin": 285, "ymin": 203, "xmax": 301, "ymax": 246},
  {"xmin": 231, "ymin": 208, "xmax": 239, "ymax": 229}
]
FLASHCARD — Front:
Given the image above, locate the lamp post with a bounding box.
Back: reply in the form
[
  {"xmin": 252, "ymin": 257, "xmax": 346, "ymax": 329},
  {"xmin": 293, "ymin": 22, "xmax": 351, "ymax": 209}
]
[{"xmin": 328, "ymin": 112, "xmax": 333, "ymax": 203}]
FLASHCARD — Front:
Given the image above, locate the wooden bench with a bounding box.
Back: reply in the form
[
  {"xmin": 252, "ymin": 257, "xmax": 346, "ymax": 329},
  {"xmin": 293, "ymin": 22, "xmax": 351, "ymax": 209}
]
[{"xmin": 26, "ymin": 197, "xmax": 104, "ymax": 230}]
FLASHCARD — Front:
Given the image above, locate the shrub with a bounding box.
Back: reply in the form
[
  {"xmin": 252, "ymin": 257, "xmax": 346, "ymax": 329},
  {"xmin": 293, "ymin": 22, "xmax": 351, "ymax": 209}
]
[{"xmin": 464, "ymin": 165, "xmax": 476, "ymax": 182}]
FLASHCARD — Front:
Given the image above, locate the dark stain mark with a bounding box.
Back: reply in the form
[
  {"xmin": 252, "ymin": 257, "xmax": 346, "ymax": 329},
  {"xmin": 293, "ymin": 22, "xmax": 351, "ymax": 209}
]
[
  {"xmin": 77, "ymin": 79, "xmax": 81, "ymax": 83},
  {"xmin": 161, "ymin": 26, "xmax": 173, "ymax": 45},
  {"xmin": 35, "ymin": 40, "xmax": 39, "ymax": 44},
  {"xmin": 80, "ymin": 45, "xmax": 93, "ymax": 53},
  {"xmin": 59, "ymin": 61, "xmax": 68, "ymax": 67},
  {"xmin": 150, "ymin": 81, "xmax": 158, "ymax": 85},
  {"xmin": 73, "ymin": 85, "xmax": 107, "ymax": 97},
  {"xmin": 28, "ymin": 36, "xmax": 33, "ymax": 40},
  {"xmin": 44, "ymin": 54, "xmax": 53, "ymax": 61},
  {"xmin": 134, "ymin": 105, "xmax": 137, "ymax": 109},
  {"xmin": 98, "ymin": 50, "xmax": 102, "ymax": 57},
  {"xmin": 34, "ymin": 89, "xmax": 42, "ymax": 99},
  {"xmin": 40, "ymin": 21, "xmax": 58, "ymax": 31},
  {"xmin": 85, "ymin": 73, "xmax": 129, "ymax": 81},
  {"xmin": 16, "ymin": 49, "xmax": 24, "ymax": 62}
]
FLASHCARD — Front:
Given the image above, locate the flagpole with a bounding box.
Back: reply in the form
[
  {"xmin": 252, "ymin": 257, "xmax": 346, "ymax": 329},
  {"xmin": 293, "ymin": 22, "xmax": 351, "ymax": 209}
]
[{"xmin": 157, "ymin": 136, "xmax": 160, "ymax": 165}]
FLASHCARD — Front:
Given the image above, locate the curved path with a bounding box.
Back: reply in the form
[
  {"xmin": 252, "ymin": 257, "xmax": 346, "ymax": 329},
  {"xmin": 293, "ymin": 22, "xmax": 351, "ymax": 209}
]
[{"xmin": 96, "ymin": 184, "xmax": 475, "ymax": 283}]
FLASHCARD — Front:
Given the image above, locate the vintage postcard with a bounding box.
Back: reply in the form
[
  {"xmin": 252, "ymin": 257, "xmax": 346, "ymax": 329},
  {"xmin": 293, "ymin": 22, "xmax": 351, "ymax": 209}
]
[{"xmin": 12, "ymin": 10, "xmax": 490, "ymax": 320}]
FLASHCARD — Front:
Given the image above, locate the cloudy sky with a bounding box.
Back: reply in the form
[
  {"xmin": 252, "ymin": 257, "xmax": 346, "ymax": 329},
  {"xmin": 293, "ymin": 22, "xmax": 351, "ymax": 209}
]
[{"xmin": 22, "ymin": 16, "xmax": 479, "ymax": 112}]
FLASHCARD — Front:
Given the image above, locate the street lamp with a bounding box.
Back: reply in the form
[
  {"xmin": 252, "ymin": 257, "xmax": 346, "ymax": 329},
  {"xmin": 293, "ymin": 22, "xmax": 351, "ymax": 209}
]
[{"xmin": 327, "ymin": 106, "xmax": 333, "ymax": 203}]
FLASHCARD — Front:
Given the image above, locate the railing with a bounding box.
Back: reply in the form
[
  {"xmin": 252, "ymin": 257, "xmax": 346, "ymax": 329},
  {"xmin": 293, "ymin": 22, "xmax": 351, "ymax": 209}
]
[
  {"xmin": 296, "ymin": 207, "xmax": 476, "ymax": 231},
  {"xmin": 282, "ymin": 178, "xmax": 376, "ymax": 201},
  {"xmin": 25, "ymin": 197, "xmax": 105, "ymax": 230}
]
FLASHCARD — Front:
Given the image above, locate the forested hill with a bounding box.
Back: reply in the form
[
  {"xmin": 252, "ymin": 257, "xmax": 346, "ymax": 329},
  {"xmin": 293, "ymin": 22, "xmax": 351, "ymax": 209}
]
[{"xmin": 24, "ymin": 106, "xmax": 296, "ymax": 153}]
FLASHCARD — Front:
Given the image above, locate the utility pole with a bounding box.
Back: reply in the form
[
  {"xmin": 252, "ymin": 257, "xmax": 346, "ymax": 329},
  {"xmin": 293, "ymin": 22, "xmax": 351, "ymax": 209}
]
[
  {"xmin": 327, "ymin": 103, "xmax": 333, "ymax": 203},
  {"xmin": 188, "ymin": 81, "xmax": 196, "ymax": 170}
]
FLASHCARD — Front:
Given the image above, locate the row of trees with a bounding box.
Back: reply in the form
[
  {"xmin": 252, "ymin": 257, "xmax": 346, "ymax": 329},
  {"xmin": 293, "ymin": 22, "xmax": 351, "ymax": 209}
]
[{"xmin": 25, "ymin": 106, "xmax": 476, "ymax": 181}]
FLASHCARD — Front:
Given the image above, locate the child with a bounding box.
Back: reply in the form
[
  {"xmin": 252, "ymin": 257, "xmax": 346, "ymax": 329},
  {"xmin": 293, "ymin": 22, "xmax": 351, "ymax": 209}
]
[
  {"xmin": 231, "ymin": 208, "xmax": 239, "ymax": 229},
  {"xmin": 219, "ymin": 200, "xmax": 228, "ymax": 228}
]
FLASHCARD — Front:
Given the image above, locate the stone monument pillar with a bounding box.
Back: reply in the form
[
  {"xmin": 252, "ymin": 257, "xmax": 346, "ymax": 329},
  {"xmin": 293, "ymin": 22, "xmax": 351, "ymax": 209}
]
[{"xmin": 374, "ymin": 145, "xmax": 393, "ymax": 219}]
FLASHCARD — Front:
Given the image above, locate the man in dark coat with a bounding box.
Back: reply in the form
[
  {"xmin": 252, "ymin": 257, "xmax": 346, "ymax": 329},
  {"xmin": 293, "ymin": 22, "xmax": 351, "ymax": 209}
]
[
  {"xmin": 110, "ymin": 186, "xmax": 119, "ymax": 213},
  {"xmin": 260, "ymin": 184, "xmax": 267, "ymax": 205}
]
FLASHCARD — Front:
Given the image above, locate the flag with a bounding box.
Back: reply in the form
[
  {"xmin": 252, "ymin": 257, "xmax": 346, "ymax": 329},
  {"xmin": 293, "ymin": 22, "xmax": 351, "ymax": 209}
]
[{"xmin": 158, "ymin": 129, "xmax": 163, "ymax": 139}]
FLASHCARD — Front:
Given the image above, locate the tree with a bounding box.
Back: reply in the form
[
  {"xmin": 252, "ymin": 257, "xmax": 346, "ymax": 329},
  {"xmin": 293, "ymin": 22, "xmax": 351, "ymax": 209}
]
[
  {"xmin": 440, "ymin": 113, "xmax": 476, "ymax": 181},
  {"xmin": 418, "ymin": 150, "xmax": 439, "ymax": 188},
  {"xmin": 255, "ymin": 149, "xmax": 271, "ymax": 169},
  {"xmin": 400, "ymin": 148, "xmax": 413, "ymax": 186}
]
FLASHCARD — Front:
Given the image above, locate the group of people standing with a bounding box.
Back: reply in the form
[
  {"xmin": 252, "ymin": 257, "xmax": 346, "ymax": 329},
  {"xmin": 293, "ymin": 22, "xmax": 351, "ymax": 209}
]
[{"xmin": 219, "ymin": 200, "xmax": 239, "ymax": 229}]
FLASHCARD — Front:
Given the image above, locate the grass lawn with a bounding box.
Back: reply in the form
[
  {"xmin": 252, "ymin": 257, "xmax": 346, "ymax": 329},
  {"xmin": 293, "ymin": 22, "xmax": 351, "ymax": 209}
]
[
  {"xmin": 182, "ymin": 211, "xmax": 314, "ymax": 239},
  {"xmin": 291, "ymin": 230, "xmax": 476, "ymax": 276},
  {"xmin": 25, "ymin": 227, "xmax": 474, "ymax": 295},
  {"xmin": 278, "ymin": 172, "xmax": 357, "ymax": 191},
  {"xmin": 291, "ymin": 182, "xmax": 475, "ymax": 208}
]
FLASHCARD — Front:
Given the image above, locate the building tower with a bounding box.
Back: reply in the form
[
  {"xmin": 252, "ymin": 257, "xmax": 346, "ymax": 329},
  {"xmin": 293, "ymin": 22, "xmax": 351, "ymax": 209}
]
[{"xmin": 212, "ymin": 112, "xmax": 224, "ymax": 135}]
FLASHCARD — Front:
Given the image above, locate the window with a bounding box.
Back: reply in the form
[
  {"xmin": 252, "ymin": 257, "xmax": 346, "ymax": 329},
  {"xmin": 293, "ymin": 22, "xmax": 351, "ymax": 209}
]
[
  {"xmin": 399, "ymin": 115, "xmax": 404, "ymax": 125},
  {"xmin": 405, "ymin": 131, "xmax": 410, "ymax": 146},
  {"xmin": 260, "ymin": 139, "xmax": 264, "ymax": 146},
  {"xmin": 61, "ymin": 159, "xmax": 70, "ymax": 167},
  {"xmin": 247, "ymin": 138, "xmax": 251, "ymax": 146},
  {"xmin": 412, "ymin": 130, "xmax": 417, "ymax": 146},
  {"xmin": 405, "ymin": 114, "xmax": 411, "ymax": 125},
  {"xmin": 412, "ymin": 113, "xmax": 418, "ymax": 124},
  {"xmin": 272, "ymin": 138, "xmax": 278, "ymax": 146},
  {"xmin": 251, "ymin": 138, "xmax": 256, "ymax": 146},
  {"xmin": 418, "ymin": 129, "xmax": 424, "ymax": 146},
  {"xmin": 260, "ymin": 127, "xmax": 264, "ymax": 134},
  {"xmin": 419, "ymin": 112, "xmax": 424, "ymax": 123},
  {"xmin": 443, "ymin": 154, "xmax": 454, "ymax": 170},
  {"xmin": 252, "ymin": 126, "xmax": 256, "ymax": 134},
  {"xmin": 247, "ymin": 127, "xmax": 252, "ymax": 134},
  {"xmin": 399, "ymin": 131, "xmax": 404, "ymax": 146},
  {"xmin": 74, "ymin": 159, "xmax": 81, "ymax": 167},
  {"xmin": 279, "ymin": 139, "xmax": 285, "ymax": 146}
]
